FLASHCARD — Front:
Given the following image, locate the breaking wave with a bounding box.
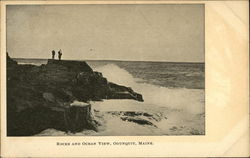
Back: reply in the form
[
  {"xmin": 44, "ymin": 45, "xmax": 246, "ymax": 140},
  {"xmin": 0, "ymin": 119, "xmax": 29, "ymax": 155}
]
[{"xmin": 94, "ymin": 64, "xmax": 204, "ymax": 115}]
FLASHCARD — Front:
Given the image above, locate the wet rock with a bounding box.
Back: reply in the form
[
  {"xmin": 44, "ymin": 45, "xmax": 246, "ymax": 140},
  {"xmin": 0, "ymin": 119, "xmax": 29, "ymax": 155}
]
[
  {"xmin": 123, "ymin": 111, "xmax": 153, "ymax": 117},
  {"xmin": 170, "ymin": 126, "xmax": 178, "ymax": 131},
  {"xmin": 120, "ymin": 117, "xmax": 157, "ymax": 127},
  {"xmin": 107, "ymin": 83, "xmax": 143, "ymax": 102},
  {"xmin": 190, "ymin": 128, "xmax": 203, "ymax": 135},
  {"xmin": 107, "ymin": 111, "xmax": 162, "ymax": 122}
]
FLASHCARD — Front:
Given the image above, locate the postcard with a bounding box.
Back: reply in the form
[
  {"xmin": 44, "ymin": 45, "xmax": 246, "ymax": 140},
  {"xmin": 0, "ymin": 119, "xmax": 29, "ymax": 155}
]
[{"xmin": 1, "ymin": 0, "xmax": 249, "ymax": 157}]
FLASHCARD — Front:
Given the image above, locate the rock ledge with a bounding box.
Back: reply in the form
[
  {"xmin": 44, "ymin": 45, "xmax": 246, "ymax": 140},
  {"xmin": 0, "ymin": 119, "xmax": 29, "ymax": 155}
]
[{"xmin": 7, "ymin": 54, "xmax": 143, "ymax": 136}]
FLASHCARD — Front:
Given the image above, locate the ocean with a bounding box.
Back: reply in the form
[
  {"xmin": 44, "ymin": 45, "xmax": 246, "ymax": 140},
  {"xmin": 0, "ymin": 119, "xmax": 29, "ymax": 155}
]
[{"xmin": 14, "ymin": 58, "xmax": 205, "ymax": 136}]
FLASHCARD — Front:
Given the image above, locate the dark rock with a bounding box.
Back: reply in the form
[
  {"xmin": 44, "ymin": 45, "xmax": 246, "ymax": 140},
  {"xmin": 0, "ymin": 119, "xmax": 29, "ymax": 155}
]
[
  {"xmin": 120, "ymin": 117, "xmax": 157, "ymax": 127},
  {"xmin": 47, "ymin": 59, "xmax": 93, "ymax": 73},
  {"xmin": 7, "ymin": 53, "xmax": 17, "ymax": 66},
  {"xmin": 107, "ymin": 111, "xmax": 162, "ymax": 122},
  {"xmin": 189, "ymin": 128, "xmax": 203, "ymax": 135},
  {"xmin": 170, "ymin": 126, "xmax": 178, "ymax": 131},
  {"xmin": 123, "ymin": 111, "xmax": 154, "ymax": 117},
  {"xmin": 107, "ymin": 82, "xmax": 143, "ymax": 102},
  {"xmin": 64, "ymin": 104, "xmax": 97, "ymax": 133},
  {"xmin": 7, "ymin": 54, "xmax": 143, "ymax": 136}
]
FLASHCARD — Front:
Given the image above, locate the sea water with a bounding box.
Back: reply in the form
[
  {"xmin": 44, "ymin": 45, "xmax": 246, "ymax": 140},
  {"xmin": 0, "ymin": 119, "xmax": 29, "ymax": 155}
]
[{"xmin": 15, "ymin": 59, "xmax": 205, "ymax": 136}]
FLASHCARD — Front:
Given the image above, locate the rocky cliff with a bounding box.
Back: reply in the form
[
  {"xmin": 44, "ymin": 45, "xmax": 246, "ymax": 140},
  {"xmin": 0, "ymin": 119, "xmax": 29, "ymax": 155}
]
[{"xmin": 7, "ymin": 54, "xmax": 143, "ymax": 136}]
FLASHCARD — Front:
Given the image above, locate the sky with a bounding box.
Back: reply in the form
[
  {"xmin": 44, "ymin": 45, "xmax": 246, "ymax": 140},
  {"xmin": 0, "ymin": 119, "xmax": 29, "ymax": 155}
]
[{"xmin": 7, "ymin": 4, "xmax": 204, "ymax": 62}]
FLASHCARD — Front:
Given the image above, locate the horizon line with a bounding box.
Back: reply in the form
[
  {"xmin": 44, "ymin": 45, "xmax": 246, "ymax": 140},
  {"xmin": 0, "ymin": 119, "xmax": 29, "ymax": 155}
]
[{"xmin": 12, "ymin": 57, "xmax": 205, "ymax": 64}]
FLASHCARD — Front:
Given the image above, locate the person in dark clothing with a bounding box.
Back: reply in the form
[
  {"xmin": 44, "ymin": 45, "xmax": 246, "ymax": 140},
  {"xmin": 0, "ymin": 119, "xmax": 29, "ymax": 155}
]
[
  {"xmin": 58, "ymin": 49, "xmax": 62, "ymax": 60},
  {"xmin": 52, "ymin": 50, "xmax": 55, "ymax": 59}
]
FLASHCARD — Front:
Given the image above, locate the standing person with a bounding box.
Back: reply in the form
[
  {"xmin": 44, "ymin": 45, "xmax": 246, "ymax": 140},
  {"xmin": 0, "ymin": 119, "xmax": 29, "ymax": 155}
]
[
  {"xmin": 58, "ymin": 49, "xmax": 62, "ymax": 60},
  {"xmin": 52, "ymin": 50, "xmax": 55, "ymax": 59}
]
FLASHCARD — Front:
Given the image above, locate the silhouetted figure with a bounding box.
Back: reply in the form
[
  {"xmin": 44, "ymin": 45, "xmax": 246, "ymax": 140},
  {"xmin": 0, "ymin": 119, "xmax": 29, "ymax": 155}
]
[
  {"xmin": 52, "ymin": 50, "xmax": 55, "ymax": 59},
  {"xmin": 58, "ymin": 49, "xmax": 62, "ymax": 60}
]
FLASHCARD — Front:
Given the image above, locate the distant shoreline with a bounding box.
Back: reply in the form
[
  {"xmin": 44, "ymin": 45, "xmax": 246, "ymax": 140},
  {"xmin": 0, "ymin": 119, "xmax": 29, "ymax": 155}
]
[{"xmin": 13, "ymin": 58, "xmax": 205, "ymax": 64}]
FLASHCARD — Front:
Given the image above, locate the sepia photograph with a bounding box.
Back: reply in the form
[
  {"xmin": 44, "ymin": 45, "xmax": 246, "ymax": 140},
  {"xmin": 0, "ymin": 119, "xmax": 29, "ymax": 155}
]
[
  {"xmin": 6, "ymin": 4, "xmax": 205, "ymax": 136},
  {"xmin": 1, "ymin": 0, "xmax": 249, "ymax": 157}
]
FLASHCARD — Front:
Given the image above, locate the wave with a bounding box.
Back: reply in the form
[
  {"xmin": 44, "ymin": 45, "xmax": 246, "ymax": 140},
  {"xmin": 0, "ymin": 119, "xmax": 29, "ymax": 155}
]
[
  {"xmin": 94, "ymin": 64, "xmax": 138, "ymax": 87},
  {"xmin": 94, "ymin": 64, "xmax": 204, "ymax": 115}
]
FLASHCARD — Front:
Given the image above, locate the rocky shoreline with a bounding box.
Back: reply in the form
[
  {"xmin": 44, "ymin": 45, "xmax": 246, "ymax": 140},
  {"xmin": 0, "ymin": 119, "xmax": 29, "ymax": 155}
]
[{"xmin": 7, "ymin": 54, "xmax": 143, "ymax": 136}]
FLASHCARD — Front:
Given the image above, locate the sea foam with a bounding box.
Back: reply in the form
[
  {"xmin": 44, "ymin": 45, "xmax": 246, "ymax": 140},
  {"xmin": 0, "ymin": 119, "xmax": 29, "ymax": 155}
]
[{"xmin": 94, "ymin": 63, "xmax": 204, "ymax": 115}]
